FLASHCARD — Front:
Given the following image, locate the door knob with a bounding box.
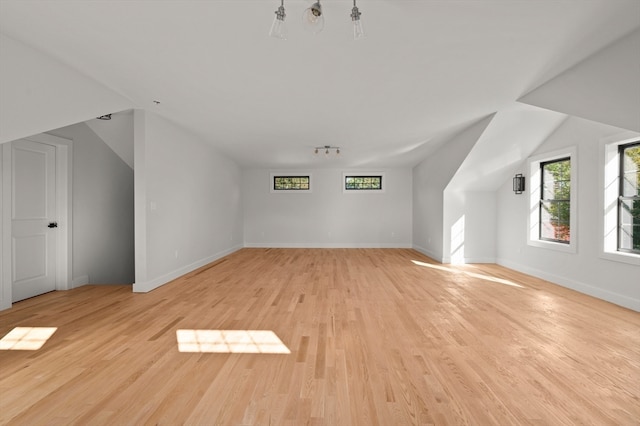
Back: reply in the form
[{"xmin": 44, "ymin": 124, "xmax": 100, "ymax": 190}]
[{"xmin": 48, "ymin": 222, "xmax": 58, "ymax": 228}]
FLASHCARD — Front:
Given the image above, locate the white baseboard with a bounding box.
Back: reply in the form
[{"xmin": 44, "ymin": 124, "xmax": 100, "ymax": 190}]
[
  {"xmin": 412, "ymin": 245, "xmax": 495, "ymax": 265},
  {"xmin": 133, "ymin": 245, "xmax": 243, "ymax": 293},
  {"xmin": 72, "ymin": 275, "xmax": 89, "ymax": 288},
  {"xmin": 463, "ymin": 257, "xmax": 497, "ymax": 264},
  {"xmin": 412, "ymin": 245, "xmax": 444, "ymax": 262},
  {"xmin": 244, "ymin": 242, "xmax": 413, "ymax": 249},
  {"xmin": 497, "ymin": 258, "xmax": 640, "ymax": 312}
]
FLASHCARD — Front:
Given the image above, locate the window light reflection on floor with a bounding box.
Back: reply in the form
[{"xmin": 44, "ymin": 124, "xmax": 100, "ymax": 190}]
[
  {"xmin": 0, "ymin": 327, "xmax": 58, "ymax": 350},
  {"xmin": 176, "ymin": 329, "xmax": 291, "ymax": 354},
  {"xmin": 411, "ymin": 260, "xmax": 524, "ymax": 288}
]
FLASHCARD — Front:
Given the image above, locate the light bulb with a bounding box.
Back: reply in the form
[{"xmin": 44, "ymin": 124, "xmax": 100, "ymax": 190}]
[
  {"xmin": 315, "ymin": 148, "xmax": 319, "ymax": 154},
  {"xmin": 269, "ymin": 4, "xmax": 287, "ymax": 39},
  {"xmin": 302, "ymin": 2, "xmax": 324, "ymax": 34},
  {"xmin": 325, "ymin": 148, "xmax": 329, "ymax": 155},
  {"xmin": 353, "ymin": 19, "xmax": 364, "ymax": 40},
  {"xmin": 336, "ymin": 148, "xmax": 340, "ymax": 155}
]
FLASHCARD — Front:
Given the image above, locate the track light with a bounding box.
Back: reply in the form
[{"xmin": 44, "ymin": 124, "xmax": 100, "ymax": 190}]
[{"xmin": 314, "ymin": 145, "xmax": 340, "ymax": 157}]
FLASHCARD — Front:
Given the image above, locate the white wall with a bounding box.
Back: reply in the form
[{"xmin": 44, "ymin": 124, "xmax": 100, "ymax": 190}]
[
  {"xmin": 243, "ymin": 169, "xmax": 412, "ymax": 247},
  {"xmin": 0, "ymin": 147, "xmax": 5, "ymax": 310},
  {"xmin": 48, "ymin": 122, "xmax": 135, "ymax": 286},
  {"xmin": 133, "ymin": 111, "xmax": 243, "ymax": 292},
  {"xmin": 443, "ymin": 190, "xmax": 497, "ymax": 264},
  {"xmin": 496, "ymin": 116, "xmax": 640, "ymax": 311},
  {"xmin": 0, "ymin": 33, "xmax": 132, "ymax": 144},
  {"xmin": 413, "ymin": 116, "xmax": 492, "ymax": 261}
]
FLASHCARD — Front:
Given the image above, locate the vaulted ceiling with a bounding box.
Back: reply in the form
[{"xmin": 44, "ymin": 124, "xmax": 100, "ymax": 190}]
[{"xmin": 1, "ymin": 0, "xmax": 638, "ymax": 170}]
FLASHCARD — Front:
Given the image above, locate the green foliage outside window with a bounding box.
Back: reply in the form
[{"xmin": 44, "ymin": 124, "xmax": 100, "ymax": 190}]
[
  {"xmin": 540, "ymin": 159, "xmax": 570, "ymax": 243},
  {"xmin": 274, "ymin": 176, "xmax": 309, "ymax": 190},
  {"xmin": 345, "ymin": 176, "xmax": 382, "ymax": 190}
]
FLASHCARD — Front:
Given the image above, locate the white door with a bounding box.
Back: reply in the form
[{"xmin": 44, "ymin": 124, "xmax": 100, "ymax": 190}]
[{"xmin": 11, "ymin": 139, "xmax": 57, "ymax": 302}]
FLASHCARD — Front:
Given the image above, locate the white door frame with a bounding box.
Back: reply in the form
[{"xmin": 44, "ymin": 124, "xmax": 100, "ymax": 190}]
[{"xmin": 1, "ymin": 133, "xmax": 73, "ymax": 310}]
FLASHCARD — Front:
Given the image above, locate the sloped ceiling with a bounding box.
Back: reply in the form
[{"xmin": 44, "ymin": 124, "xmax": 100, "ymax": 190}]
[
  {"xmin": 0, "ymin": 33, "xmax": 132, "ymax": 144},
  {"xmin": 447, "ymin": 104, "xmax": 567, "ymax": 192},
  {"xmin": 519, "ymin": 28, "xmax": 640, "ymax": 132},
  {"xmin": 0, "ymin": 0, "xmax": 639, "ymax": 170},
  {"xmin": 86, "ymin": 111, "xmax": 134, "ymax": 169}
]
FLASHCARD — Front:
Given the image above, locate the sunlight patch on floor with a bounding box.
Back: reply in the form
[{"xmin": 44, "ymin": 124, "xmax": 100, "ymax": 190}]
[
  {"xmin": 176, "ymin": 329, "xmax": 291, "ymax": 354},
  {"xmin": 411, "ymin": 260, "xmax": 524, "ymax": 288},
  {"xmin": 0, "ymin": 327, "xmax": 58, "ymax": 350}
]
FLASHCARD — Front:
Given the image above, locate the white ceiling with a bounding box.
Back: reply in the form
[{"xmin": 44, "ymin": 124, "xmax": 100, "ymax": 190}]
[{"xmin": 0, "ymin": 0, "xmax": 639, "ymax": 170}]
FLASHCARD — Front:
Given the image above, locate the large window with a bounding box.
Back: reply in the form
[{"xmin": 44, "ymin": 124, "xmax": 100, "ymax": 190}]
[
  {"xmin": 618, "ymin": 142, "xmax": 640, "ymax": 253},
  {"xmin": 528, "ymin": 147, "xmax": 577, "ymax": 253},
  {"xmin": 540, "ymin": 158, "xmax": 571, "ymax": 243},
  {"xmin": 601, "ymin": 135, "xmax": 639, "ymax": 264}
]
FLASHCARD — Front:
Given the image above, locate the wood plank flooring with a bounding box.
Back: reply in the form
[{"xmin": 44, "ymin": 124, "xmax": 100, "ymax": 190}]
[{"xmin": 1, "ymin": 248, "xmax": 639, "ymax": 425}]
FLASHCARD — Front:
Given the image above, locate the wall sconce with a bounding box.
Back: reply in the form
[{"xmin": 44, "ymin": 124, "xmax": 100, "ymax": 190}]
[{"xmin": 513, "ymin": 174, "xmax": 525, "ymax": 194}]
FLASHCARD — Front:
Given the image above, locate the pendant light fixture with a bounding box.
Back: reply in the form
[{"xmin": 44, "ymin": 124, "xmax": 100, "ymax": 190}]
[
  {"xmin": 269, "ymin": 0, "xmax": 287, "ymax": 39},
  {"xmin": 270, "ymin": 0, "xmax": 363, "ymax": 39},
  {"xmin": 302, "ymin": 1, "xmax": 324, "ymax": 34},
  {"xmin": 351, "ymin": 0, "xmax": 364, "ymax": 40}
]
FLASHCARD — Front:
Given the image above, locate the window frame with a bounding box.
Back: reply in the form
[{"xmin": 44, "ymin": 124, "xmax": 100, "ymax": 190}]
[
  {"xmin": 600, "ymin": 133, "xmax": 640, "ymax": 265},
  {"xmin": 539, "ymin": 157, "xmax": 571, "ymax": 244},
  {"xmin": 342, "ymin": 172, "xmax": 385, "ymax": 193},
  {"xmin": 527, "ymin": 147, "xmax": 577, "ymax": 253},
  {"xmin": 617, "ymin": 141, "xmax": 640, "ymax": 255},
  {"xmin": 270, "ymin": 172, "xmax": 313, "ymax": 193}
]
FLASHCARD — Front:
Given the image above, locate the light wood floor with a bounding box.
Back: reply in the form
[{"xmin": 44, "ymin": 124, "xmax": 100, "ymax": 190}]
[{"xmin": 1, "ymin": 248, "xmax": 639, "ymax": 425}]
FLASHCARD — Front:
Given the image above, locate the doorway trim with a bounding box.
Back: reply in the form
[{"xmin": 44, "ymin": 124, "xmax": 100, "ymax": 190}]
[{"xmin": 1, "ymin": 133, "xmax": 73, "ymax": 310}]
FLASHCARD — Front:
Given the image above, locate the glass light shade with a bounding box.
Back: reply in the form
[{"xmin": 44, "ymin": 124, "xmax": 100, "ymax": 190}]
[
  {"xmin": 269, "ymin": 15, "xmax": 287, "ymax": 39},
  {"xmin": 353, "ymin": 19, "xmax": 364, "ymax": 40},
  {"xmin": 302, "ymin": 3, "xmax": 324, "ymax": 34}
]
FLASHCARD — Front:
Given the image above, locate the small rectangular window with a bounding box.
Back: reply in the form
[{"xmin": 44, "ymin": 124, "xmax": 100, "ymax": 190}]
[
  {"xmin": 273, "ymin": 175, "xmax": 310, "ymax": 191},
  {"xmin": 345, "ymin": 175, "xmax": 382, "ymax": 191},
  {"xmin": 618, "ymin": 142, "xmax": 640, "ymax": 253},
  {"xmin": 540, "ymin": 158, "xmax": 571, "ymax": 243}
]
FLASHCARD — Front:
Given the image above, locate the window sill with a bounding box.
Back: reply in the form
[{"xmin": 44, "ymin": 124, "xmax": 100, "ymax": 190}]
[
  {"xmin": 600, "ymin": 251, "xmax": 640, "ymax": 266},
  {"xmin": 527, "ymin": 239, "xmax": 576, "ymax": 254}
]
